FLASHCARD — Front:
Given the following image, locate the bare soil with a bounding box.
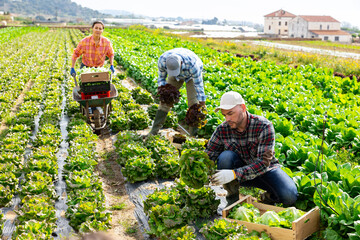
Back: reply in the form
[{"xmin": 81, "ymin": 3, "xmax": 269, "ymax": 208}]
[{"xmin": 94, "ymin": 131, "xmax": 144, "ymax": 240}]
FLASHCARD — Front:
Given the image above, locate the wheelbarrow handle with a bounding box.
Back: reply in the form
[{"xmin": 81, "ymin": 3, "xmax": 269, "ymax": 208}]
[{"xmin": 73, "ymin": 75, "xmax": 78, "ymax": 87}]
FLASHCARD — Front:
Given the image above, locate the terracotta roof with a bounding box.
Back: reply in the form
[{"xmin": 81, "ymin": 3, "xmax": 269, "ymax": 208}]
[
  {"xmin": 310, "ymin": 30, "xmax": 351, "ymax": 36},
  {"xmin": 264, "ymin": 9, "xmax": 296, "ymax": 18},
  {"xmin": 299, "ymin": 15, "xmax": 339, "ymax": 22}
]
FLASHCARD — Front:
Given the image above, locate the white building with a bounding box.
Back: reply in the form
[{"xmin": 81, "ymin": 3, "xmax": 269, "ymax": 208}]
[
  {"xmin": 264, "ymin": 9, "xmax": 296, "ymax": 37},
  {"xmin": 288, "ymin": 15, "xmax": 351, "ymax": 43}
]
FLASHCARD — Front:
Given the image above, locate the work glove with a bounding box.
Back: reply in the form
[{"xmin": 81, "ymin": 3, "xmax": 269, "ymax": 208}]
[
  {"xmin": 110, "ymin": 65, "xmax": 115, "ymax": 74},
  {"xmin": 211, "ymin": 170, "xmax": 236, "ymax": 185},
  {"xmin": 70, "ymin": 68, "xmax": 76, "ymax": 77}
]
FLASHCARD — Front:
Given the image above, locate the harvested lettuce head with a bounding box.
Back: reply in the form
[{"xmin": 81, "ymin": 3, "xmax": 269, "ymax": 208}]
[
  {"xmin": 278, "ymin": 207, "xmax": 305, "ymax": 228},
  {"xmin": 258, "ymin": 211, "xmax": 282, "ymax": 227},
  {"xmin": 228, "ymin": 203, "xmax": 260, "ymax": 222},
  {"xmin": 229, "ymin": 206, "xmax": 257, "ymax": 222},
  {"xmin": 231, "ymin": 206, "xmax": 255, "ymax": 222}
]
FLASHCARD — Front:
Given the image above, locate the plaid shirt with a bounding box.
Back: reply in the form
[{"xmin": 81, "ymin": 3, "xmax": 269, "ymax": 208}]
[
  {"xmin": 158, "ymin": 48, "xmax": 206, "ymax": 101},
  {"xmin": 72, "ymin": 36, "xmax": 114, "ymax": 67},
  {"xmin": 205, "ymin": 112, "xmax": 280, "ymax": 182}
]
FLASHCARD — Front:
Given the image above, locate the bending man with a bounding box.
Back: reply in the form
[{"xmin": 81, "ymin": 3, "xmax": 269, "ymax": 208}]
[{"xmin": 149, "ymin": 48, "xmax": 206, "ymax": 136}]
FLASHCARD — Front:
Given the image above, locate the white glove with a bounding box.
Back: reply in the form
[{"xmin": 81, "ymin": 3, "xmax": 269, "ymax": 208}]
[{"xmin": 211, "ymin": 170, "xmax": 236, "ymax": 185}]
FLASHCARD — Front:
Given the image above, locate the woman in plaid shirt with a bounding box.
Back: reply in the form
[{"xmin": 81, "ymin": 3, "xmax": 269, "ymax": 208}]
[
  {"xmin": 206, "ymin": 91, "xmax": 298, "ymax": 206},
  {"xmin": 70, "ymin": 21, "xmax": 115, "ymax": 76}
]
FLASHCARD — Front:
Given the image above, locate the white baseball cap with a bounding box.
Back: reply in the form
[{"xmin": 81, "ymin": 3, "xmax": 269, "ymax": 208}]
[
  {"xmin": 166, "ymin": 54, "xmax": 181, "ymax": 76},
  {"xmin": 215, "ymin": 91, "xmax": 245, "ymax": 112}
]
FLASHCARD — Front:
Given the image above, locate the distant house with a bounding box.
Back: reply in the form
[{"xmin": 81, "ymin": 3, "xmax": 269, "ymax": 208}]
[
  {"xmin": 288, "ymin": 15, "xmax": 351, "ymax": 43},
  {"xmin": 264, "ymin": 9, "xmax": 296, "ymax": 37}
]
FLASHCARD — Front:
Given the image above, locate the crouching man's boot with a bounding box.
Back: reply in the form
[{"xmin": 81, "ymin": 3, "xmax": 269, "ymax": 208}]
[
  {"xmin": 260, "ymin": 192, "xmax": 275, "ymax": 205},
  {"xmin": 223, "ymin": 179, "xmax": 240, "ymax": 206},
  {"xmin": 148, "ymin": 110, "xmax": 168, "ymax": 136}
]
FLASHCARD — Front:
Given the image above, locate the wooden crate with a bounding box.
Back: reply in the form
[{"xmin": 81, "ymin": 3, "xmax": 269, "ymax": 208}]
[
  {"xmin": 222, "ymin": 195, "xmax": 320, "ymax": 240},
  {"xmin": 80, "ymin": 72, "xmax": 110, "ymax": 83}
]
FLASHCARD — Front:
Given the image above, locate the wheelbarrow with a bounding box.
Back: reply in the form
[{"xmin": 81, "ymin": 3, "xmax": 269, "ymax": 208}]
[{"xmin": 72, "ymin": 75, "xmax": 118, "ymax": 134}]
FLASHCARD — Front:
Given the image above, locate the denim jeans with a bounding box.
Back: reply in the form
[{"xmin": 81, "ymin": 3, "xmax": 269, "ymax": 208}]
[
  {"xmin": 80, "ymin": 63, "xmax": 88, "ymax": 69},
  {"xmin": 217, "ymin": 150, "xmax": 298, "ymax": 205}
]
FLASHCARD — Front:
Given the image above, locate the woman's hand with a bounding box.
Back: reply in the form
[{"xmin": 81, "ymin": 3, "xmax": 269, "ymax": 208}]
[
  {"xmin": 70, "ymin": 68, "xmax": 76, "ymax": 77},
  {"xmin": 110, "ymin": 65, "xmax": 115, "ymax": 74}
]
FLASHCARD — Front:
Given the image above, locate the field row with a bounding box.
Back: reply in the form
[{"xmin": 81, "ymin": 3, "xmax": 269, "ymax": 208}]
[{"xmin": 0, "ymin": 28, "xmax": 111, "ymax": 239}]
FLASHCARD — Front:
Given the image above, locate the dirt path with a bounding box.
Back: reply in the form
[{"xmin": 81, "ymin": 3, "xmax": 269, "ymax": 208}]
[{"xmin": 95, "ymin": 130, "xmax": 144, "ymax": 240}]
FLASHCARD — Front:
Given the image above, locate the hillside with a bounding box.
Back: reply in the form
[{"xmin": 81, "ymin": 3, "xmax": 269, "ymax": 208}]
[
  {"xmin": 0, "ymin": 0, "xmax": 108, "ymax": 20},
  {"xmin": 99, "ymin": 9, "xmax": 133, "ymax": 17}
]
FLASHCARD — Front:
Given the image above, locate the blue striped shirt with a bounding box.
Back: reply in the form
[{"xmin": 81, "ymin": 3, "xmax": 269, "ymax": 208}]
[{"xmin": 158, "ymin": 48, "xmax": 206, "ymax": 101}]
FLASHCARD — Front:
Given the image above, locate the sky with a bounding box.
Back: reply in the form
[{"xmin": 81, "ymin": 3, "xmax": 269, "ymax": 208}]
[{"xmin": 72, "ymin": 0, "xmax": 360, "ymax": 28}]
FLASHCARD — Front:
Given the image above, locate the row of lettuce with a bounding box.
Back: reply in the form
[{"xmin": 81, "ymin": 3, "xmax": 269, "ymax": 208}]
[
  {"xmin": 0, "ymin": 27, "xmax": 47, "ymax": 45},
  {"xmin": 106, "ymin": 27, "xmax": 360, "ymax": 239},
  {"xmin": 0, "ymin": 28, "xmax": 112, "ymax": 239},
  {"xmin": 1, "ymin": 29, "xmax": 66, "ymax": 239},
  {"xmin": 63, "ymin": 28, "xmax": 111, "ymax": 234},
  {"xmin": 0, "ymin": 27, "xmax": 50, "ymax": 123}
]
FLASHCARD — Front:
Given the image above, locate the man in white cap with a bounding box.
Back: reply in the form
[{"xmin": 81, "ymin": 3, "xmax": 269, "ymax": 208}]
[
  {"xmin": 206, "ymin": 91, "xmax": 298, "ymax": 205},
  {"xmin": 148, "ymin": 48, "xmax": 206, "ymax": 136}
]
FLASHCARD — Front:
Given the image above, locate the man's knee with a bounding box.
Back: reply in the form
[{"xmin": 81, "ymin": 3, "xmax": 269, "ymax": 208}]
[{"xmin": 279, "ymin": 185, "xmax": 298, "ymax": 205}]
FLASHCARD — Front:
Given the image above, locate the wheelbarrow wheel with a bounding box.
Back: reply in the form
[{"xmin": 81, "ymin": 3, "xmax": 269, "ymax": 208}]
[{"xmin": 94, "ymin": 109, "xmax": 101, "ymax": 129}]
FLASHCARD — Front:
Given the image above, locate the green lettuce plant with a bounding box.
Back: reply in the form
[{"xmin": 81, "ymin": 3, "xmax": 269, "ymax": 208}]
[
  {"xmin": 200, "ymin": 219, "xmax": 247, "ymax": 240},
  {"xmin": 257, "ymin": 211, "xmax": 282, "ymax": 227},
  {"xmin": 179, "ymin": 149, "xmax": 215, "ymax": 189},
  {"xmin": 228, "ymin": 203, "xmax": 260, "ymax": 222},
  {"xmin": 122, "ymin": 156, "xmax": 155, "ymax": 183},
  {"xmin": 155, "ymin": 154, "xmax": 180, "ymax": 179},
  {"xmin": 278, "ymin": 207, "xmax": 305, "ymax": 228},
  {"xmin": 131, "ymin": 86, "xmax": 154, "ymax": 104},
  {"xmin": 147, "ymin": 203, "xmax": 191, "ymax": 238},
  {"xmin": 168, "ymin": 225, "xmax": 197, "ymax": 240}
]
